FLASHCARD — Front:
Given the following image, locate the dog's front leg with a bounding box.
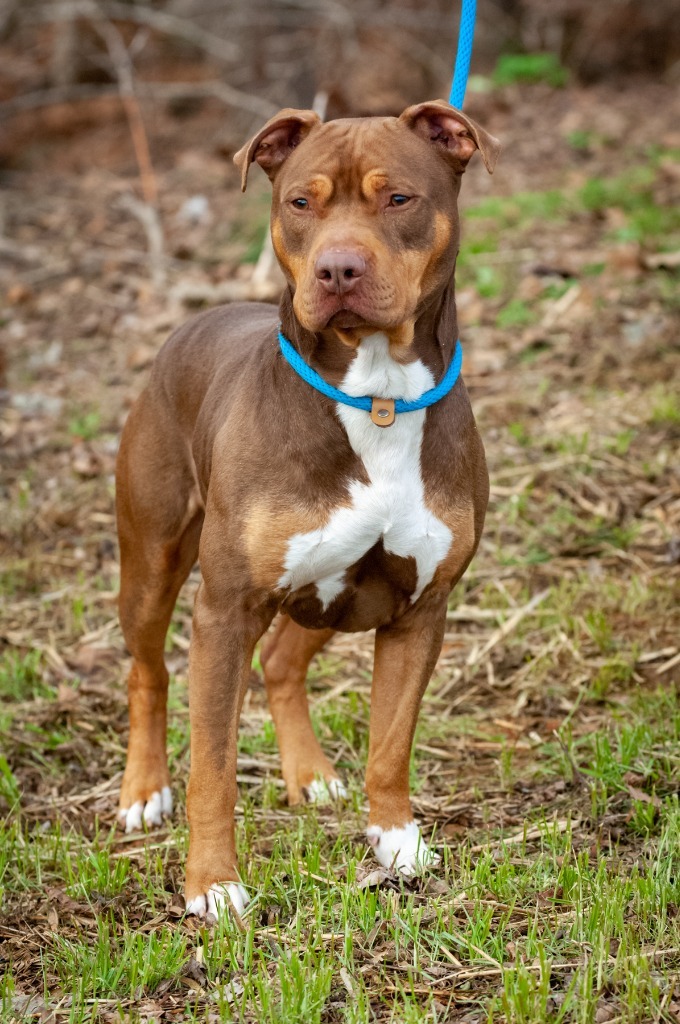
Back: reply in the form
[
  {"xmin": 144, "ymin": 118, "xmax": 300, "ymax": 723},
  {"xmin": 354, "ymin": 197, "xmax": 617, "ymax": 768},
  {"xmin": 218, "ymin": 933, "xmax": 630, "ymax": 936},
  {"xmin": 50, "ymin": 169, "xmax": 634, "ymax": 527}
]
[
  {"xmin": 185, "ymin": 579, "xmax": 274, "ymax": 919},
  {"xmin": 365, "ymin": 591, "xmax": 448, "ymax": 876}
]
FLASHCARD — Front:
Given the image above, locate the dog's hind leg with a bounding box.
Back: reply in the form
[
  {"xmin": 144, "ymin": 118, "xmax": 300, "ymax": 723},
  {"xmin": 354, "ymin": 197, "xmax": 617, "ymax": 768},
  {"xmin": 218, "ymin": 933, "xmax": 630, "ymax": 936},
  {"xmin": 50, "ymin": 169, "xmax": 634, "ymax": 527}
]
[
  {"xmin": 261, "ymin": 616, "xmax": 346, "ymax": 805},
  {"xmin": 116, "ymin": 395, "xmax": 204, "ymax": 832}
]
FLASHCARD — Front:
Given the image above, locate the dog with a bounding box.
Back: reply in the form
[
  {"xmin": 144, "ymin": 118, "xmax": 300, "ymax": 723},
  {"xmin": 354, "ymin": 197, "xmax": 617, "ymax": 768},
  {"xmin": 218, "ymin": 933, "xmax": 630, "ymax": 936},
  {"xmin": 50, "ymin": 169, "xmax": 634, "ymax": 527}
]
[{"xmin": 115, "ymin": 99, "xmax": 499, "ymax": 919}]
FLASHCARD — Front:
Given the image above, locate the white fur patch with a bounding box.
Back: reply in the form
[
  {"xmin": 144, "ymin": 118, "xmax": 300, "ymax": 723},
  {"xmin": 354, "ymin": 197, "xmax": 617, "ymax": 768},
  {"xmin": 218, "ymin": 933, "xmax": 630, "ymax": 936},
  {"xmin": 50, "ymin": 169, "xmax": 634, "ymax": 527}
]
[
  {"xmin": 304, "ymin": 776, "xmax": 348, "ymax": 803},
  {"xmin": 366, "ymin": 820, "xmax": 441, "ymax": 876},
  {"xmin": 278, "ymin": 334, "xmax": 453, "ymax": 607},
  {"xmin": 118, "ymin": 786, "xmax": 172, "ymax": 833},
  {"xmin": 186, "ymin": 882, "xmax": 249, "ymax": 920}
]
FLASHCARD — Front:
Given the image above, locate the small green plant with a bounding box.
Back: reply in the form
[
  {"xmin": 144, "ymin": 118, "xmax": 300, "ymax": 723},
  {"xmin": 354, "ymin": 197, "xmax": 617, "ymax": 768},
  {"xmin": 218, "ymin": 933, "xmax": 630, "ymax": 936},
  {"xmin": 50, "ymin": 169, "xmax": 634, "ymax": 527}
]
[
  {"xmin": 508, "ymin": 421, "xmax": 531, "ymax": 446},
  {"xmin": 583, "ymin": 609, "xmax": 615, "ymax": 654},
  {"xmin": 579, "ymin": 169, "xmax": 680, "ymax": 244},
  {"xmin": 70, "ymin": 593, "xmax": 86, "ymax": 634},
  {"xmin": 582, "ymin": 261, "xmax": 605, "ymax": 276},
  {"xmin": 68, "ymin": 409, "xmax": 101, "ymax": 441},
  {"xmin": 567, "ymin": 129, "xmax": 595, "ymax": 152},
  {"xmin": 0, "ymin": 972, "xmax": 17, "ymax": 1017},
  {"xmin": 0, "ymin": 650, "xmax": 48, "ymax": 701},
  {"xmin": 474, "ymin": 265, "xmax": 504, "ymax": 298},
  {"xmin": 230, "ymin": 192, "xmax": 272, "ymax": 264},
  {"xmin": 542, "ymin": 280, "xmax": 573, "ymax": 300},
  {"xmin": 589, "ymin": 657, "xmax": 635, "ymax": 700},
  {"xmin": 496, "ymin": 299, "xmax": 535, "ymax": 329},
  {"xmin": 493, "ymin": 52, "xmax": 568, "ymax": 88},
  {"xmin": 606, "ymin": 429, "xmax": 636, "ymax": 456},
  {"xmin": 48, "ymin": 915, "xmax": 189, "ymax": 1000},
  {"xmin": 66, "ymin": 844, "xmax": 131, "ymax": 900},
  {"xmin": 0, "ymin": 756, "xmax": 21, "ymax": 810},
  {"xmin": 650, "ymin": 387, "xmax": 680, "ymax": 427}
]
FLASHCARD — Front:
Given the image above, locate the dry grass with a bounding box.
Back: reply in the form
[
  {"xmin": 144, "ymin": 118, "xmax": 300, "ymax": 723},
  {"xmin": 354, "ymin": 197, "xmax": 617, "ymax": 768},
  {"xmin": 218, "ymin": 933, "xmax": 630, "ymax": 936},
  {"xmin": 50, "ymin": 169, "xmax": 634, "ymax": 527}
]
[{"xmin": 1, "ymin": 78, "xmax": 679, "ymax": 1022}]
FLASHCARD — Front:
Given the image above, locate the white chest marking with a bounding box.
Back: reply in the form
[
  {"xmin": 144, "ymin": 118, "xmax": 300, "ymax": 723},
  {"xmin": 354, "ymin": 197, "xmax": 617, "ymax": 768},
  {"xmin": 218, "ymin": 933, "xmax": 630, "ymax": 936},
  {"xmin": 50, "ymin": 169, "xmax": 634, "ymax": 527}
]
[{"xmin": 278, "ymin": 334, "xmax": 453, "ymax": 608}]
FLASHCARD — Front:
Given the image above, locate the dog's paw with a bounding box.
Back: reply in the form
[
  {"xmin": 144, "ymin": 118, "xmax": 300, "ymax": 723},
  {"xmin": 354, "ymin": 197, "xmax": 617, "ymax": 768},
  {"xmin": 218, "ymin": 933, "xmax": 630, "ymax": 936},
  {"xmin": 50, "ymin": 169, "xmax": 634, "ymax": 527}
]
[
  {"xmin": 366, "ymin": 821, "xmax": 440, "ymax": 877},
  {"xmin": 185, "ymin": 882, "xmax": 249, "ymax": 921},
  {"xmin": 118, "ymin": 786, "xmax": 172, "ymax": 833},
  {"xmin": 303, "ymin": 776, "xmax": 348, "ymax": 804}
]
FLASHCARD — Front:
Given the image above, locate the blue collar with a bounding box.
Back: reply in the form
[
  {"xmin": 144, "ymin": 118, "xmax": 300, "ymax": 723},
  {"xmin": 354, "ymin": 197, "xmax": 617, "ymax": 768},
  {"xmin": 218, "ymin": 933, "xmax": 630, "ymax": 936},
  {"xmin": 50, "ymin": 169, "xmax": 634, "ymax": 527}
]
[{"xmin": 277, "ymin": 330, "xmax": 462, "ymax": 419}]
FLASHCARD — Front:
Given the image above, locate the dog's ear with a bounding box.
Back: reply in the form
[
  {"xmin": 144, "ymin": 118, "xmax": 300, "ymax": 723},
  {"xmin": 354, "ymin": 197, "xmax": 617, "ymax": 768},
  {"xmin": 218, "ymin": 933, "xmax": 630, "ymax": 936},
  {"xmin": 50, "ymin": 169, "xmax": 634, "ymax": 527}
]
[
  {"xmin": 399, "ymin": 99, "xmax": 500, "ymax": 174},
  {"xmin": 233, "ymin": 109, "xmax": 321, "ymax": 191}
]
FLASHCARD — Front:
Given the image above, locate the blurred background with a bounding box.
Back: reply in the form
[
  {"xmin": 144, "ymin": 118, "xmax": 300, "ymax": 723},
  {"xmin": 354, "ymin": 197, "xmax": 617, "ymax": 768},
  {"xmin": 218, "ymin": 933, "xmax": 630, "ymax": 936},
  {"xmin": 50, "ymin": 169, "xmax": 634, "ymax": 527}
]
[
  {"xmin": 1, "ymin": 3, "xmax": 679, "ymax": 1015},
  {"xmin": 0, "ymin": 0, "xmax": 678, "ymax": 792}
]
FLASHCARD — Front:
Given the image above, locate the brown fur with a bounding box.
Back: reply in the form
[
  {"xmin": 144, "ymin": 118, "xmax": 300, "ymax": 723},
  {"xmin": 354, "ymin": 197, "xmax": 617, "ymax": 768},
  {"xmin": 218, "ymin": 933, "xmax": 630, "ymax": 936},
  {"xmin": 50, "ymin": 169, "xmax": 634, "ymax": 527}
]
[{"xmin": 116, "ymin": 101, "xmax": 498, "ymax": 904}]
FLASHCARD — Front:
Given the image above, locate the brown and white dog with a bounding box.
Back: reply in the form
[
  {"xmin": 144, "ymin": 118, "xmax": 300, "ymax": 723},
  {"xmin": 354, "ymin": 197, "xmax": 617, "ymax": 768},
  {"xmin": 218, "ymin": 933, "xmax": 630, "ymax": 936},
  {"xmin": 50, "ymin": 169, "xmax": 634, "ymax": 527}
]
[{"xmin": 115, "ymin": 100, "xmax": 499, "ymax": 919}]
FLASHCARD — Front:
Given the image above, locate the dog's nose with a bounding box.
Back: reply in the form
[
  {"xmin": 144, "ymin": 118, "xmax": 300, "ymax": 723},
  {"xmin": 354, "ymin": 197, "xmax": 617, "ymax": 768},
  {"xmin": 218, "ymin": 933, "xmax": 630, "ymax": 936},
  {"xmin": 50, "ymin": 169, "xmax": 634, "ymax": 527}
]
[{"xmin": 314, "ymin": 250, "xmax": 366, "ymax": 295}]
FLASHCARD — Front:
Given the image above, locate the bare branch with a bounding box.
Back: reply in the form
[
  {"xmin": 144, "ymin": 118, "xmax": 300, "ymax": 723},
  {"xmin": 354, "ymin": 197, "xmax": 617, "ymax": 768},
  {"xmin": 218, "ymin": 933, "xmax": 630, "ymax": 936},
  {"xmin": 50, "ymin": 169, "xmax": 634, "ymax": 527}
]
[
  {"xmin": 0, "ymin": 81, "xmax": 277, "ymax": 121},
  {"xmin": 26, "ymin": 0, "xmax": 240, "ymax": 63},
  {"xmin": 117, "ymin": 193, "xmax": 166, "ymax": 292},
  {"xmin": 89, "ymin": 14, "xmax": 158, "ymax": 207},
  {"xmin": 140, "ymin": 81, "xmax": 277, "ymax": 120},
  {"xmin": 0, "ymin": 83, "xmax": 118, "ymax": 118}
]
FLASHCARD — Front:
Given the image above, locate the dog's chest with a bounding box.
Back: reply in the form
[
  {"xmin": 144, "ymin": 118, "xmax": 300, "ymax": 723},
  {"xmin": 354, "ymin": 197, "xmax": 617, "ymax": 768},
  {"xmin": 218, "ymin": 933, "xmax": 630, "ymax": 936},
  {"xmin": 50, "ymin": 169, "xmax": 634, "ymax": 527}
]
[{"xmin": 278, "ymin": 335, "xmax": 453, "ymax": 610}]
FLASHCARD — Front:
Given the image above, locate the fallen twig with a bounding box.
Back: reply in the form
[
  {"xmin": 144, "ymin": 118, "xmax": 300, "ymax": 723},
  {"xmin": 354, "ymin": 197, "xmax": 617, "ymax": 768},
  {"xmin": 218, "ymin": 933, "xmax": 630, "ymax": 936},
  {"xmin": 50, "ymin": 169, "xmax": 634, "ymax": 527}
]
[
  {"xmin": 466, "ymin": 589, "xmax": 550, "ymax": 669},
  {"xmin": 117, "ymin": 193, "xmax": 165, "ymax": 292}
]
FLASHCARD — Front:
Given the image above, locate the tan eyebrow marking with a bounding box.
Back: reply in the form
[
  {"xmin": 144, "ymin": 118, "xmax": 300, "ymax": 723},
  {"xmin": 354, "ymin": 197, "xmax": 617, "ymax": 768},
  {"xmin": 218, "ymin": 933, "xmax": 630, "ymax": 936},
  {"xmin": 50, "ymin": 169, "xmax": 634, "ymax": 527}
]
[
  {"xmin": 361, "ymin": 169, "xmax": 389, "ymax": 199},
  {"xmin": 307, "ymin": 175, "xmax": 334, "ymax": 202}
]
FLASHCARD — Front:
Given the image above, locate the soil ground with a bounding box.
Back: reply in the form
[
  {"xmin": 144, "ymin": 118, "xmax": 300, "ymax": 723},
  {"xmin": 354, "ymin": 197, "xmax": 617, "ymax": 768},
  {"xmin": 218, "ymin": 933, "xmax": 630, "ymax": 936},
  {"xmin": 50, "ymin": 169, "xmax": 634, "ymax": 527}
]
[{"xmin": 1, "ymin": 74, "xmax": 679, "ymax": 1022}]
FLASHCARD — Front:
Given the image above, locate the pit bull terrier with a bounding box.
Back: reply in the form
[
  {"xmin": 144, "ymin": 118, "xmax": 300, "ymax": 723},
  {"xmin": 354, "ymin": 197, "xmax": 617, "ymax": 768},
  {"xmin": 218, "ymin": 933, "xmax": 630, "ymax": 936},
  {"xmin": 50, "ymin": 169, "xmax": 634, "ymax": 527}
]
[{"xmin": 115, "ymin": 99, "xmax": 499, "ymax": 919}]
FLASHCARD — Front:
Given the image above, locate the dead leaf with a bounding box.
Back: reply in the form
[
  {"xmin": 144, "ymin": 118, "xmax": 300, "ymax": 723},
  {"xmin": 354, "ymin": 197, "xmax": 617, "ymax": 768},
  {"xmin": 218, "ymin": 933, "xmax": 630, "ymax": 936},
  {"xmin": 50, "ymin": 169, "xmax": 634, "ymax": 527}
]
[
  {"xmin": 57, "ymin": 683, "xmax": 79, "ymax": 708},
  {"xmin": 356, "ymin": 866, "xmax": 399, "ymax": 890},
  {"xmin": 626, "ymin": 785, "xmax": 662, "ymax": 809},
  {"xmin": 339, "ymin": 967, "xmax": 356, "ymax": 997},
  {"xmin": 595, "ymin": 1001, "xmax": 618, "ymax": 1022},
  {"xmin": 181, "ymin": 956, "xmax": 208, "ymax": 992},
  {"xmin": 71, "ymin": 442, "xmax": 104, "ymax": 478},
  {"xmin": 6, "ymin": 283, "xmax": 34, "ymax": 305},
  {"xmin": 126, "ymin": 343, "xmax": 156, "ymax": 371}
]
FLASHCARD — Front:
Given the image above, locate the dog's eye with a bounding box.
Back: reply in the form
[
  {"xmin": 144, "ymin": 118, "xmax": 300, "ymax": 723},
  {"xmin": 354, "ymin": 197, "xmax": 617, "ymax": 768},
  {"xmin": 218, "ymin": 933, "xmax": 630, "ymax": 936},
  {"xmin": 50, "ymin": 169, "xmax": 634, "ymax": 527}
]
[
  {"xmin": 291, "ymin": 198, "xmax": 309, "ymax": 209},
  {"xmin": 389, "ymin": 194, "xmax": 411, "ymax": 207}
]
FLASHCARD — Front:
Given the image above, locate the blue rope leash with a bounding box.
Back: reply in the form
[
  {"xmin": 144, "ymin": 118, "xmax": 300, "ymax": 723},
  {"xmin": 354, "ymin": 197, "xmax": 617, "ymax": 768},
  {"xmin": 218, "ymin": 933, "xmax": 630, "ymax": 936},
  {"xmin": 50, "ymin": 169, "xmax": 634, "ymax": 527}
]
[
  {"xmin": 278, "ymin": 331, "xmax": 463, "ymax": 415},
  {"xmin": 449, "ymin": 0, "xmax": 476, "ymax": 109}
]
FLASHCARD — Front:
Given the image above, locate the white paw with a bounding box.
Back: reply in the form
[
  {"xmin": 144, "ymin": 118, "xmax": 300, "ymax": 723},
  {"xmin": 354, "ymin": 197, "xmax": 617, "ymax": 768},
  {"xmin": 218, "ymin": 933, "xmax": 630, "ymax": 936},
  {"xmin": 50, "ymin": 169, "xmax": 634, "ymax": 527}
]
[
  {"xmin": 118, "ymin": 786, "xmax": 172, "ymax": 833},
  {"xmin": 366, "ymin": 821, "xmax": 440, "ymax": 877},
  {"xmin": 304, "ymin": 777, "xmax": 348, "ymax": 803},
  {"xmin": 185, "ymin": 882, "xmax": 249, "ymax": 920}
]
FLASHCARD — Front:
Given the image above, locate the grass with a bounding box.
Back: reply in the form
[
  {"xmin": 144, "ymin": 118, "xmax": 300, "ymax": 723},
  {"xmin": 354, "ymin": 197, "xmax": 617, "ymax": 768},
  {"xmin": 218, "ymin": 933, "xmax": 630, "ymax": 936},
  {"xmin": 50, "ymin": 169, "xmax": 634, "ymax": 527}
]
[
  {"xmin": 1, "ymin": 556, "xmax": 678, "ymax": 1022},
  {"xmin": 457, "ymin": 158, "xmax": 680, "ymax": 325},
  {"xmin": 1, "ymin": 86, "xmax": 679, "ymax": 1024},
  {"xmin": 2, "ymin": 742, "xmax": 679, "ymax": 1021},
  {"xmin": 492, "ymin": 53, "xmax": 569, "ymax": 89},
  {"xmin": 0, "ymin": 650, "xmax": 47, "ymax": 702}
]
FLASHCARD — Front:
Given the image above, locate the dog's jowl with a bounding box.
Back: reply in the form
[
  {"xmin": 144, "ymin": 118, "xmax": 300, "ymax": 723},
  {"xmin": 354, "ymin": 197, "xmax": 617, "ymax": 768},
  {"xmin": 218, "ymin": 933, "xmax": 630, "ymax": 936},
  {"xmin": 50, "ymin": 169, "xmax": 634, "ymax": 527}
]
[{"xmin": 115, "ymin": 100, "xmax": 500, "ymax": 919}]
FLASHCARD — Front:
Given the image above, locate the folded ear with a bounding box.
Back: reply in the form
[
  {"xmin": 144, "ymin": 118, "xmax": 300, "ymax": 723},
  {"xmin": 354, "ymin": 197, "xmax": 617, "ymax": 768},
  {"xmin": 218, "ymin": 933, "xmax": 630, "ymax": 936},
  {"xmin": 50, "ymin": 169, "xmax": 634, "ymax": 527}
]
[
  {"xmin": 399, "ymin": 99, "xmax": 500, "ymax": 174},
  {"xmin": 233, "ymin": 109, "xmax": 321, "ymax": 191}
]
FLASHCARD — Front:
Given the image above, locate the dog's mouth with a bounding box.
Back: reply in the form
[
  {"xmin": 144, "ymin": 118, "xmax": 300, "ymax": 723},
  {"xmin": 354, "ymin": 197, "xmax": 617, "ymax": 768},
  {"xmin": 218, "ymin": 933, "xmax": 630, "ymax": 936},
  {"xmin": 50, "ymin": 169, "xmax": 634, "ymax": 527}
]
[{"xmin": 326, "ymin": 309, "xmax": 373, "ymax": 331}]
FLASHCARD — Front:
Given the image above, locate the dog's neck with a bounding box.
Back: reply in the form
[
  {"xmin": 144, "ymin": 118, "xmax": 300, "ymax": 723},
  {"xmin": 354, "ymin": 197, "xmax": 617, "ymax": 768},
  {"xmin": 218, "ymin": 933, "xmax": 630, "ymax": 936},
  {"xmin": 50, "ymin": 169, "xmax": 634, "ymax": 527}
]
[{"xmin": 278, "ymin": 274, "xmax": 459, "ymax": 388}]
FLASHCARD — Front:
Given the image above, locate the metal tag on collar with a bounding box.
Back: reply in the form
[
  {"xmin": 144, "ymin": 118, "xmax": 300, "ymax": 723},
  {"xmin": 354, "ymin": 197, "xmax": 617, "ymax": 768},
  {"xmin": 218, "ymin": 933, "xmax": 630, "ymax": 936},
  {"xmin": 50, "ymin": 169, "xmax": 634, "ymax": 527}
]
[{"xmin": 370, "ymin": 398, "xmax": 396, "ymax": 427}]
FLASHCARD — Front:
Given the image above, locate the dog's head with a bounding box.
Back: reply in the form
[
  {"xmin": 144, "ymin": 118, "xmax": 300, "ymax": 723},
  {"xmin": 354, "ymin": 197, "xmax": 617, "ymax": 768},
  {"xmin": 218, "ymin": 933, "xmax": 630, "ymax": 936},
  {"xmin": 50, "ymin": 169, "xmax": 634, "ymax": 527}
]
[{"xmin": 235, "ymin": 101, "xmax": 499, "ymax": 351}]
